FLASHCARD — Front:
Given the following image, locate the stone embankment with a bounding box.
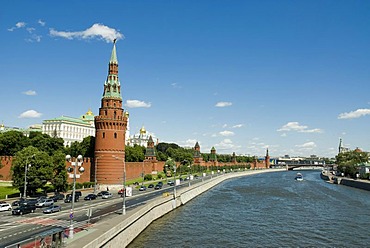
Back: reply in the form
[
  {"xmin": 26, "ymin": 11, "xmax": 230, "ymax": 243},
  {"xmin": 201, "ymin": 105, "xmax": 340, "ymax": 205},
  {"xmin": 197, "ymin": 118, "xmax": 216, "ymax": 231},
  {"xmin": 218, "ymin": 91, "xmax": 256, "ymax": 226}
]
[
  {"xmin": 321, "ymin": 171, "xmax": 370, "ymax": 191},
  {"xmin": 69, "ymin": 169, "xmax": 284, "ymax": 248}
]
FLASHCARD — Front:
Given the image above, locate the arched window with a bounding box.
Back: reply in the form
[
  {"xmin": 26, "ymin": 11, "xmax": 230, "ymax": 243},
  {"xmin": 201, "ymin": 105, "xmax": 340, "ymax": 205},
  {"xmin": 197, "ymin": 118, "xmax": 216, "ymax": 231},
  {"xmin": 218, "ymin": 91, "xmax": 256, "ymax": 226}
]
[
  {"xmin": 114, "ymin": 133, "xmax": 117, "ymax": 139},
  {"xmin": 103, "ymin": 132, "xmax": 105, "ymax": 138}
]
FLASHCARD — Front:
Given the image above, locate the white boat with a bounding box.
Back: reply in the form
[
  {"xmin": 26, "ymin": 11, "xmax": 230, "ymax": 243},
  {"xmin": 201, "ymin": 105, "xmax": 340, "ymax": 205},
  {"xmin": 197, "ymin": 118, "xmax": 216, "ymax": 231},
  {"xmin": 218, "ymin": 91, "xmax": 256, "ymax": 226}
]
[{"xmin": 295, "ymin": 173, "xmax": 303, "ymax": 181}]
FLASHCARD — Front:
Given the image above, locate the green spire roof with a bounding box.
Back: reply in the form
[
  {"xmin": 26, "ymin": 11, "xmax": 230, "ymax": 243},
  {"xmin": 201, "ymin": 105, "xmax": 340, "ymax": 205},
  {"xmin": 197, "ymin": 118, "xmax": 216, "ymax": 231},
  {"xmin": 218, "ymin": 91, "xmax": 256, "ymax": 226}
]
[
  {"xmin": 110, "ymin": 39, "xmax": 118, "ymax": 64},
  {"xmin": 103, "ymin": 39, "xmax": 122, "ymax": 100}
]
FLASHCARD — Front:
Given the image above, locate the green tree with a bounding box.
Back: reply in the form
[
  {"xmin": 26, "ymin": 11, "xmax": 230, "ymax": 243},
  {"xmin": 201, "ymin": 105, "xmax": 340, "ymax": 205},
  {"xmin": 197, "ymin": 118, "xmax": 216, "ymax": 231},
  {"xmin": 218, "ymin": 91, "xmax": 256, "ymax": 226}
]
[
  {"xmin": 12, "ymin": 146, "xmax": 54, "ymax": 196},
  {"xmin": 51, "ymin": 150, "xmax": 68, "ymax": 192},
  {"xmin": 336, "ymin": 150, "xmax": 369, "ymax": 178},
  {"xmin": 126, "ymin": 145, "xmax": 145, "ymax": 162},
  {"xmin": 29, "ymin": 132, "xmax": 64, "ymax": 155},
  {"xmin": 0, "ymin": 130, "xmax": 30, "ymax": 156},
  {"xmin": 65, "ymin": 136, "xmax": 95, "ymax": 158}
]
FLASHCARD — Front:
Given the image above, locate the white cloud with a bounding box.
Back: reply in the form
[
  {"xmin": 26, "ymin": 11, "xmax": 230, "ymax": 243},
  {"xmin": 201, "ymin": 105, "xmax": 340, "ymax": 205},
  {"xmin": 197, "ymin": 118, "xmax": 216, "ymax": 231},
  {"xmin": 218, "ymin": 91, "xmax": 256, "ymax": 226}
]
[
  {"xmin": 219, "ymin": 130, "xmax": 235, "ymax": 136},
  {"xmin": 215, "ymin": 101, "xmax": 232, "ymax": 107},
  {"xmin": 338, "ymin": 109, "xmax": 370, "ymax": 119},
  {"xmin": 8, "ymin": 22, "xmax": 26, "ymax": 31},
  {"xmin": 26, "ymin": 34, "xmax": 42, "ymax": 43},
  {"xmin": 277, "ymin": 122, "xmax": 322, "ymax": 133},
  {"xmin": 22, "ymin": 90, "xmax": 37, "ymax": 96},
  {"xmin": 296, "ymin": 141, "xmax": 316, "ymax": 149},
  {"xmin": 171, "ymin": 82, "xmax": 182, "ymax": 89},
  {"xmin": 222, "ymin": 124, "xmax": 228, "ymax": 128},
  {"xmin": 18, "ymin": 110, "xmax": 42, "ymax": 118},
  {"xmin": 38, "ymin": 19, "xmax": 46, "ymax": 26},
  {"xmin": 232, "ymin": 124, "xmax": 244, "ymax": 128},
  {"xmin": 50, "ymin": 23, "xmax": 124, "ymax": 43},
  {"xmin": 215, "ymin": 139, "xmax": 239, "ymax": 151},
  {"xmin": 125, "ymin": 100, "xmax": 151, "ymax": 108}
]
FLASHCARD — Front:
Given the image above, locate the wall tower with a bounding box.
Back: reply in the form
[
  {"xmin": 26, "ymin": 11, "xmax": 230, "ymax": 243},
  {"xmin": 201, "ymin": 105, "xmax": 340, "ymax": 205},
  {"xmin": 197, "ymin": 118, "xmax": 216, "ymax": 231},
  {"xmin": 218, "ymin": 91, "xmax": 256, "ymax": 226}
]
[{"xmin": 94, "ymin": 40, "xmax": 128, "ymax": 185}]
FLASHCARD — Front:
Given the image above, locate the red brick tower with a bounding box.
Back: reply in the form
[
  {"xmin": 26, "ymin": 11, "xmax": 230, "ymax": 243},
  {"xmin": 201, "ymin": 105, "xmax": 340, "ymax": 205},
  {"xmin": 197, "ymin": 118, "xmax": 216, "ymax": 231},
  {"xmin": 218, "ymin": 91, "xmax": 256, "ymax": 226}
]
[
  {"xmin": 193, "ymin": 141, "xmax": 203, "ymax": 164},
  {"xmin": 265, "ymin": 148, "xmax": 270, "ymax": 168},
  {"xmin": 94, "ymin": 40, "xmax": 128, "ymax": 185}
]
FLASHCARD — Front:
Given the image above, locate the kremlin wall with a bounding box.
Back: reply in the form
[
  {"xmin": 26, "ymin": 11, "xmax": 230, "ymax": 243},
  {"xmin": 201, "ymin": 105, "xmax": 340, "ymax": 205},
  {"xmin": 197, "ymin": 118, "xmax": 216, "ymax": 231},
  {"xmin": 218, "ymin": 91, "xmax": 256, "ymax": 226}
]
[{"xmin": 0, "ymin": 153, "xmax": 269, "ymax": 185}]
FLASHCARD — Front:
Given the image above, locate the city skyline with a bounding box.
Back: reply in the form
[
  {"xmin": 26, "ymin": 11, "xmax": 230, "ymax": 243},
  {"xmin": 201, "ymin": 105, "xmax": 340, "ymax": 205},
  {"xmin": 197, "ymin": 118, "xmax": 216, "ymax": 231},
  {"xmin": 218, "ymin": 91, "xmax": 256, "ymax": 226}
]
[{"xmin": 2, "ymin": 1, "xmax": 370, "ymax": 158}]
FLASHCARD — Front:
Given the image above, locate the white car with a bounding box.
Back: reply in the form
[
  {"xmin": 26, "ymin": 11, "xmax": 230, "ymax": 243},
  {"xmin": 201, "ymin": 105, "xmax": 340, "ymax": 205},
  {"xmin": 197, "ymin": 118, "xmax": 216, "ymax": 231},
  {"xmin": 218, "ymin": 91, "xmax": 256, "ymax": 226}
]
[
  {"xmin": 102, "ymin": 192, "xmax": 113, "ymax": 199},
  {"xmin": 0, "ymin": 203, "xmax": 12, "ymax": 211},
  {"xmin": 35, "ymin": 199, "xmax": 54, "ymax": 208}
]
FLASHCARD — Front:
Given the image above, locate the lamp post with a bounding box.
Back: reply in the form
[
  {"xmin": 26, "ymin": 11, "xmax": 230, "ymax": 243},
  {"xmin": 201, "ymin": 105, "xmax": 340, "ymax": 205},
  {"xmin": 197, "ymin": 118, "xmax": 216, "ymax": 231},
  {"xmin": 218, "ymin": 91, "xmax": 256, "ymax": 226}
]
[
  {"xmin": 65, "ymin": 154, "xmax": 84, "ymax": 239},
  {"xmin": 113, "ymin": 155, "xmax": 126, "ymax": 215},
  {"xmin": 94, "ymin": 156, "xmax": 102, "ymax": 194},
  {"xmin": 173, "ymin": 165, "xmax": 177, "ymax": 200},
  {"xmin": 23, "ymin": 154, "xmax": 35, "ymax": 199}
]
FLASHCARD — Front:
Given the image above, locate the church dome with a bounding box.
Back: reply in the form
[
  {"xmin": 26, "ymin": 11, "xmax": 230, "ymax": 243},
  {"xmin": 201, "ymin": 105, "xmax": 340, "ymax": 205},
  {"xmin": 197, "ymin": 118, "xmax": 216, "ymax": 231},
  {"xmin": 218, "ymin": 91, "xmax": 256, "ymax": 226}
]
[{"xmin": 140, "ymin": 126, "xmax": 146, "ymax": 134}]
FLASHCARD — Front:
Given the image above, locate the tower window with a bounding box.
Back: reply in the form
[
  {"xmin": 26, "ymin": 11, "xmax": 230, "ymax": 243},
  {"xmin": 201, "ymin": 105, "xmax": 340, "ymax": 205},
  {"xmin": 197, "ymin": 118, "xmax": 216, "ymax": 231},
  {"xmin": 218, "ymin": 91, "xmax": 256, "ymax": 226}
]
[
  {"xmin": 103, "ymin": 132, "xmax": 105, "ymax": 138},
  {"xmin": 114, "ymin": 111, "xmax": 117, "ymax": 119},
  {"xmin": 114, "ymin": 133, "xmax": 117, "ymax": 139}
]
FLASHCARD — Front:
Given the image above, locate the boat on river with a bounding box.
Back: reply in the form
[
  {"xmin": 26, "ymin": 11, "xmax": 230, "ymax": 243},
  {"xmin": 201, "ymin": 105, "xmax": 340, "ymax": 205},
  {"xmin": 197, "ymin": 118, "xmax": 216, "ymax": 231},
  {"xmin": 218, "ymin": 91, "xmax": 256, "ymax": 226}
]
[{"xmin": 295, "ymin": 173, "xmax": 303, "ymax": 181}]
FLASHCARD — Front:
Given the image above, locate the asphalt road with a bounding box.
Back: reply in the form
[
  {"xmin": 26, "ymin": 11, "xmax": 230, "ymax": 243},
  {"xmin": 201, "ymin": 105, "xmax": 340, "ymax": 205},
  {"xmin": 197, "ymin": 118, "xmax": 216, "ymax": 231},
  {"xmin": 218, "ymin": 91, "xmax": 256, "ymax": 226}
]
[{"xmin": 0, "ymin": 176, "xmax": 211, "ymax": 247}]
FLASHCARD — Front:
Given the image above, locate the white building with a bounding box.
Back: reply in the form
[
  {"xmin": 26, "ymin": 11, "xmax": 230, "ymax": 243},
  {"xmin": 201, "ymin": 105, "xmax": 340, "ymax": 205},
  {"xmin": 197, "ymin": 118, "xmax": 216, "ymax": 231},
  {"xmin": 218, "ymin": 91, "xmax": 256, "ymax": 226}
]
[
  {"xmin": 42, "ymin": 109, "xmax": 95, "ymax": 147},
  {"xmin": 127, "ymin": 126, "xmax": 157, "ymax": 148}
]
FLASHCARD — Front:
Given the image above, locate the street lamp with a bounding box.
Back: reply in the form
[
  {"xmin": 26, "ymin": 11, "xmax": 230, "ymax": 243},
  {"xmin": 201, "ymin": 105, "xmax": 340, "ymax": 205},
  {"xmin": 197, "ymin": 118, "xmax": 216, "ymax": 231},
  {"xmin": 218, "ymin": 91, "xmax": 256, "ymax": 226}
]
[
  {"xmin": 94, "ymin": 156, "xmax": 102, "ymax": 194},
  {"xmin": 113, "ymin": 155, "xmax": 126, "ymax": 215},
  {"xmin": 65, "ymin": 154, "xmax": 84, "ymax": 239},
  {"xmin": 173, "ymin": 165, "xmax": 177, "ymax": 200},
  {"xmin": 23, "ymin": 154, "xmax": 35, "ymax": 198}
]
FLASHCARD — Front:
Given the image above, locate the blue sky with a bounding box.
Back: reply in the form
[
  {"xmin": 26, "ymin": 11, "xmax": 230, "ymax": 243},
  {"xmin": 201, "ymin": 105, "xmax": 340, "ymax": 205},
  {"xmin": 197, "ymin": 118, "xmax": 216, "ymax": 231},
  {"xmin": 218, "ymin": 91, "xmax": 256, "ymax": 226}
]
[{"xmin": 1, "ymin": 0, "xmax": 370, "ymax": 158}]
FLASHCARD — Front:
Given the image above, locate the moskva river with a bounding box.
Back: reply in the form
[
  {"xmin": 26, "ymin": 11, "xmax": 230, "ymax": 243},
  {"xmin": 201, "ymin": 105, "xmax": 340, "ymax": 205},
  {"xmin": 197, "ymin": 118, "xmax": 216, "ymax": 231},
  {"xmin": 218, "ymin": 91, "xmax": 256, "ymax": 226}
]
[{"xmin": 129, "ymin": 170, "xmax": 370, "ymax": 247}]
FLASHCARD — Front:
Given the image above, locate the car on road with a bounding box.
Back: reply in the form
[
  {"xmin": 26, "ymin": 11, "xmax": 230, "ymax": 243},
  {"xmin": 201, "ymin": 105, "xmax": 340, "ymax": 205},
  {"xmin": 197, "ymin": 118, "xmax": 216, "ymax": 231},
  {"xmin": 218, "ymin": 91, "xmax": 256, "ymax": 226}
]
[
  {"xmin": 157, "ymin": 181, "xmax": 163, "ymax": 186},
  {"xmin": 0, "ymin": 203, "xmax": 12, "ymax": 211},
  {"xmin": 167, "ymin": 181, "xmax": 174, "ymax": 186},
  {"xmin": 43, "ymin": 205, "xmax": 62, "ymax": 214},
  {"xmin": 64, "ymin": 194, "xmax": 79, "ymax": 203},
  {"xmin": 102, "ymin": 192, "xmax": 113, "ymax": 199},
  {"xmin": 12, "ymin": 198, "xmax": 26, "ymax": 206},
  {"xmin": 84, "ymin": 194, "xmax": 97, "ymax": 201},
  {"xmin": 12, "ymin": 204, "xmax": 36, "ymax": 215},
  {"xmin": 50, "ymin": 193, "xmax": 65, "ymax": 202},
  {"xmin": 154, "ymin": 184, "xmax": 162, "ymax": 190},
  {"xmin": 97, "ymin": 191, "xmax": 109, "ymax": 197},
  {"xmin": 148, "ymin": 184, "xmax": 154, "ymax": 188},
  {"xmin": 35, "ymin": 199, "xmax": 54, "ymax": 208},
  {"xmin": 139, "ymin": 185, "xmax": 146, "ymax": 191}
]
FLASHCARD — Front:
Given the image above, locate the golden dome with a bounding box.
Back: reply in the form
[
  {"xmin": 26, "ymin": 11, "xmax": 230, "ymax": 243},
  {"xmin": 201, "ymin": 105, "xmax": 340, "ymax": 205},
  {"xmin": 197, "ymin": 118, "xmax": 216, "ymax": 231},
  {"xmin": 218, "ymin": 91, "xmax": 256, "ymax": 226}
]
[
  {"xmin": 140, "ymin": 126, "xmax": 146, "ymax": 134},
  {"xmin": 124, "ymin": 111, "xmax": 129, "ymax": 118},
  {"xmin": 85, "ymin": 109, "xmax": 94, "ymax": 116}
]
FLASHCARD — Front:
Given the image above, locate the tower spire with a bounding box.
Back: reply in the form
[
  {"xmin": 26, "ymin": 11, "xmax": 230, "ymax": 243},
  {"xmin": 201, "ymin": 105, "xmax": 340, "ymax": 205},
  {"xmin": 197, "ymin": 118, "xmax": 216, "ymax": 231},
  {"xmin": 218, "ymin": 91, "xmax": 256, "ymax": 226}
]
[{"xmin": 103, "ymin": 41, "xmax": 121, "ymax": 99}]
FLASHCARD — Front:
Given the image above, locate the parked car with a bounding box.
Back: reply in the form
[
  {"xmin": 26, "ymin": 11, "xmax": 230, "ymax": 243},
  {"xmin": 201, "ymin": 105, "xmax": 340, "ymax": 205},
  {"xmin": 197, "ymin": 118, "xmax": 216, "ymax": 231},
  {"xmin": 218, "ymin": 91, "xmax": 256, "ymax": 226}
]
[
  {"xmin": 84, "ymin": 194, "xmax": 97, "ymax": 201},
  {"xmin": 50, "ymin": 193, "xmax": 65, "ymax": 202},
  {"xmin": 148, "ymin": 184, "xmax": 154, "ymax": 188},
  {"xmin": 43, "ymin": 205, "xmax": 62, "ymax": 214},
  {"xmin": 167, "ymin": 181, "xmax": 174, "ymax": 186},
  {"xmin": 0, "ymin": 203, "xmax": 12, "ymax": 211},
  {"xmin": 154, "ymin": 184, "xmax": 162, "ymax": 190},
  {"xmin": 102, "ymin": 192, "xmax": 113, "ymax": 199},
  {"xmin": 12, "ymin": 198, "xmax": 26, "ymax": 206},
  {"xmin": 139, "ymin": 185, "xmax": 147, "ymax": 191},
  {"xmin": 157, "ymin": 181, "xmax": 163, "ymax": 186},
  {"xmin": 12, "ymin": 204, "xmax": 36, "ymax": 215},
  {"xmin": 97, "ymin": 191, "xmax": 109, "ymax": 197},
  {"xmin": 75, "ymin": 191, "xmax": 82, "ymax": 197},
  {"xmin": 64, "ymin": 194, "xmax": 79, "ymax": 203},
  {"xmin": 36, "ymin": 199, "xmax": 54, "ymax": 208}
]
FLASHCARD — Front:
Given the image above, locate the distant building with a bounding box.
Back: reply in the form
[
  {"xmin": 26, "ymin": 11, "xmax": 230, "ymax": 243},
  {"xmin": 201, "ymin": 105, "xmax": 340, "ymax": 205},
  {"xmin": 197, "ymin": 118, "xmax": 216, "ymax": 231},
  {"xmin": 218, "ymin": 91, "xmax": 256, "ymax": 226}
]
[
  {"xmin": 338, "ymin": 138, "xmax": 350, "ymax": 154},
  {"xmin": 42, "ymin": 109, "xmax": 95, "ymax": 147},
  {"xmin": 0, "ymin": 123, "xmax": 42, "ymax": 137},
  {"xmin": 127, "ymin": 126, "xmax": 158, "ymax": 148}
]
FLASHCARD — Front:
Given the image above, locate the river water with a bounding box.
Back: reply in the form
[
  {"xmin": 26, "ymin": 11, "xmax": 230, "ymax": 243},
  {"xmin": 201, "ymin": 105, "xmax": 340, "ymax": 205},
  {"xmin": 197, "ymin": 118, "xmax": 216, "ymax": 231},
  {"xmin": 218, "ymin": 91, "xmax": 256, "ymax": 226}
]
[{"xmin": 128, "ymin": 170, "xmax": 370, "ymax": 247}]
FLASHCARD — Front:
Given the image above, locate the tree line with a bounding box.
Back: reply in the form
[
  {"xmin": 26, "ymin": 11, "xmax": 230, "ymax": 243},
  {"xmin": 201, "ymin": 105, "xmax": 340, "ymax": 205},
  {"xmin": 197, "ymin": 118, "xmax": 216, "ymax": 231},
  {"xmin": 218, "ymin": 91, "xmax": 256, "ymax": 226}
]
[{"xmin": 0, "ymin": 130, "xmax": 256, "ymax": 195}]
